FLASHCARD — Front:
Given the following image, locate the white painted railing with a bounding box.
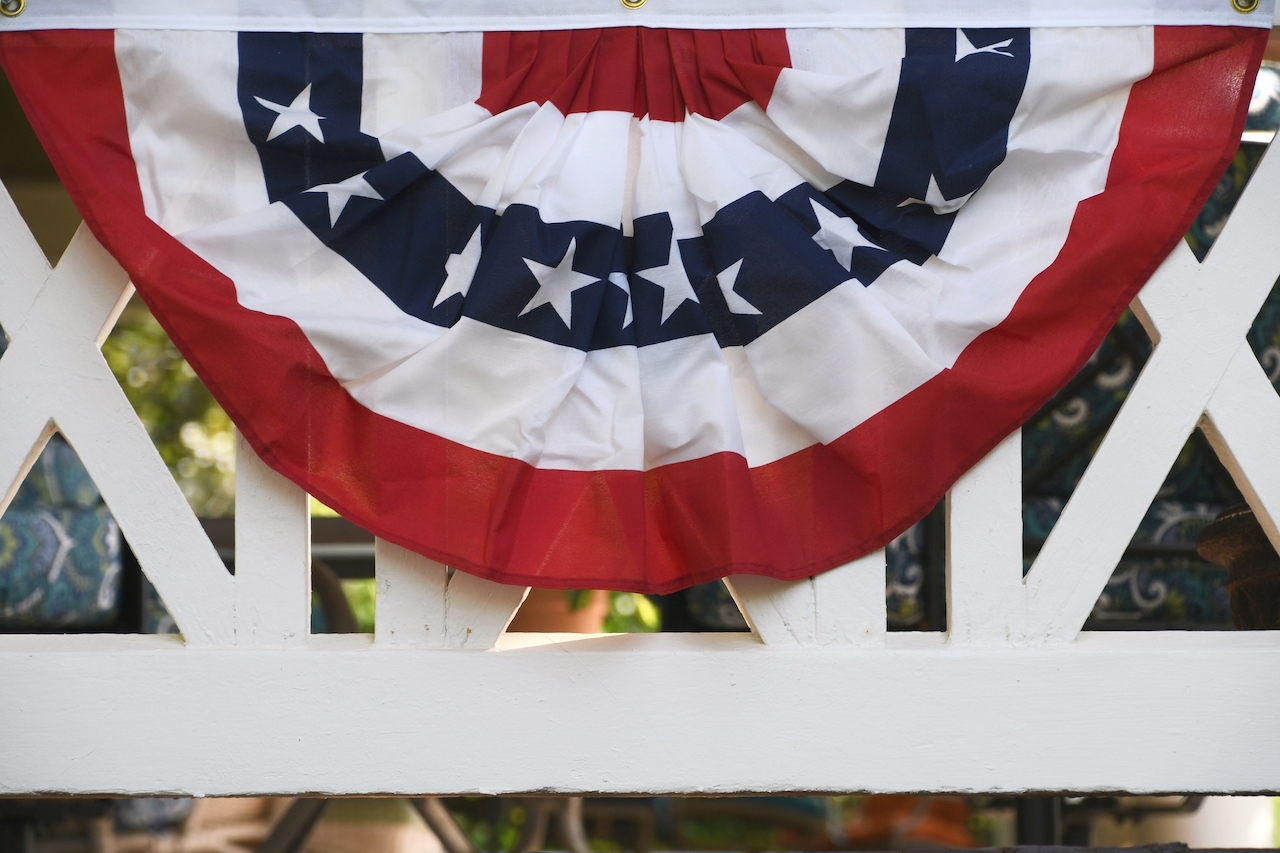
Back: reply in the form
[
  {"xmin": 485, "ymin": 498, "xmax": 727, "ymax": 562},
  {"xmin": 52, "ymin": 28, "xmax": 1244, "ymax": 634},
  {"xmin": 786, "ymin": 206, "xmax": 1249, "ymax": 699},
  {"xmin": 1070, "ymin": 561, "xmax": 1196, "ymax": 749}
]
[{"xmin": 2, "ymin": 140, "xmax": 1280, "ymax": 797}]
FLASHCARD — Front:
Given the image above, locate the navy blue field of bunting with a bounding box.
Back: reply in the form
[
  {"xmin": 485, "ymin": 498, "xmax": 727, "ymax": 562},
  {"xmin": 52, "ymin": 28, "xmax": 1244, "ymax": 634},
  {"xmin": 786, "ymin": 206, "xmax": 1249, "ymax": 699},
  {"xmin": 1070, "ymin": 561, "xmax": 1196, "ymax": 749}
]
[{"xmin": 236, "ymin": 30, "xmax": 1030, "ymax": 353}]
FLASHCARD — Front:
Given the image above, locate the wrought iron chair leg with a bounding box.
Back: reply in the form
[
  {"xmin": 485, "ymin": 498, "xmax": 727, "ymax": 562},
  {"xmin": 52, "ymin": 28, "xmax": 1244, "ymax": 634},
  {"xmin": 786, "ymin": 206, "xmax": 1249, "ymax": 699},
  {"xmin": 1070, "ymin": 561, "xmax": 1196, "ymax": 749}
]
[
  {"xmin": 256, "ymin": 798, "xmax": 329, "ymax": 853},
  {"xmin": 1016, "ymin": 796, "xmax": 1062, "ymax": 844},
  {"xmin": 412, "ymin": 798, "xmax": 479, "ymax": 853}
]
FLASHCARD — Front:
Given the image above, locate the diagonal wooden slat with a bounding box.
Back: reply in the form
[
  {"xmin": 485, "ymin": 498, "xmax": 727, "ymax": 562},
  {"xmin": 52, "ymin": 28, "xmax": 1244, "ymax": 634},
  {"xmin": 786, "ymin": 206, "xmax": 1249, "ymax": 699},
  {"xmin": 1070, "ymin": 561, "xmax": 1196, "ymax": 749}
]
[
  {"xmin": 0, "ymin": 183, "xmax": 52, "ymax": 335},
  {"xmin": 726, "ymin": 549, "xmax": 887, "ymax": 647},
  {"xmin": 1201, "ymin": 342, "xmax": 1280, "ymax": 555},
  {"xmin": 1018, "ymin": 140, "xmax": 1280, "ymax": 643},
  {"xmin": 442, "ymin": 568, "xmax": 532, "ymax": 647},
  {"xmin": 46, "ymin": 347, "xmax": 236, "ymax": 644},
  {"xmin": 726, "ymin": 573, "xmax": 822, "ymax": 645},
  {"xmin": 375, "ymin": 540, "xmax": 449, "ymax": 647},
  {"xmin": 4, "ymin": 225, "xmax": 128, "ymax": 348},
  {"xmin": 375, "ymin": 540, "xmax": 528, "ymax": 649},
  {"xmin": 0, "ymin": 416, "xmax": 55, "ymax": 517},
  {"xmin": 0, "ymin": 219, "xmax": 235, "ymax": 645}
]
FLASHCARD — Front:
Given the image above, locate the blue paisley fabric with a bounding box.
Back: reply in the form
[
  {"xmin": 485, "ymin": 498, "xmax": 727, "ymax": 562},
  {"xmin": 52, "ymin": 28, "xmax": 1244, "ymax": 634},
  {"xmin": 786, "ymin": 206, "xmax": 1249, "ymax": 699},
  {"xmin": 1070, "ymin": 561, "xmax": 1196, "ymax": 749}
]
[{"xmin": 0, "ymin": 403, "xmax": 122, "ymax": 629}]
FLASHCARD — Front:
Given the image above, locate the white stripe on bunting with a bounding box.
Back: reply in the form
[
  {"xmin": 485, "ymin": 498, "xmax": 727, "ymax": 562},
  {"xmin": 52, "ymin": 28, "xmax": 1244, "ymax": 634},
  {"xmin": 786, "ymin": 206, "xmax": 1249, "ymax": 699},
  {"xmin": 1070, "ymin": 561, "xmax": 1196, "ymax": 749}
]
[{"xmin": 115, "ymin": 25, "xmax": 1149, "ymax": 472}]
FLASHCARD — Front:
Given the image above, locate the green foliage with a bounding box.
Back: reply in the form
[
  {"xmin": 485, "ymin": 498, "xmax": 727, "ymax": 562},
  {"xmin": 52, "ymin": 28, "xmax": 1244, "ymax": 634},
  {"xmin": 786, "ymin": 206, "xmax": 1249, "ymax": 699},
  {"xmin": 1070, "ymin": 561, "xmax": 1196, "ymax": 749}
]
[
  {"xmin": 966, "ymin": 808, "xmax": 1016, "ymax": 847},
  {"xmin": 604, "ymin": 591, "xmax": 660, "ymax": 633},
  {"xmin": 562, "ymin": 590, "xmax": 661, "ymax": 632},
  {"xmin": 321, "ymin": 798, "xmax": 422, "ymax": 824},
  {"xmin": 100, "ymin": 297, "xmax": 235, "ymax": 516},
  {"xmin": 448, "ymin": 802, "xmax": 521, "ymax": 853},
  {"xmin": 340, "ymin": 578, "xmax": 377, "ymax": 633},
  {"xmin": 677, "ymin": 814, "xmax": 783, "ymax": 851}
]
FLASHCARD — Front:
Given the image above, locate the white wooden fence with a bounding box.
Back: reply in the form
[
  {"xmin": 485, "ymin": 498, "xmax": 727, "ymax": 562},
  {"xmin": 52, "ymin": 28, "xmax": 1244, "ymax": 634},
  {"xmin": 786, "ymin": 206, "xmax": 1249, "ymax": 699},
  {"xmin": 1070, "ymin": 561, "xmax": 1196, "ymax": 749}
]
[{"xmin": 2, "ymin": 133, "xmax": 1280, "ymax": 798}]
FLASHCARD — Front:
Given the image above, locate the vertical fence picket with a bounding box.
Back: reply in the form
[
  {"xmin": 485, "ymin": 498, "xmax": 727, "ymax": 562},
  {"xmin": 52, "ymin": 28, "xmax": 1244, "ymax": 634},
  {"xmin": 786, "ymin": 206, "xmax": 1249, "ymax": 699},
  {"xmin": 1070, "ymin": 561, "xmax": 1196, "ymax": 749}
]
[
  {"xmin": 375, "ymin": 539, "xmax": 528, "ymax": 649},
  {"xmin": 374, "ymin": 539, "xmax": 448, "ymax": 648},
  {"xmin": 234, "ymin": 432, "xmax": 311, "ymax": 646},
  {"xmin": 727, "ymin": 549, "xmax": 887, "ymax": 647},
  {"xmin": 947, "ymin": 430, "xmax": 1025, "ymax": 645}
]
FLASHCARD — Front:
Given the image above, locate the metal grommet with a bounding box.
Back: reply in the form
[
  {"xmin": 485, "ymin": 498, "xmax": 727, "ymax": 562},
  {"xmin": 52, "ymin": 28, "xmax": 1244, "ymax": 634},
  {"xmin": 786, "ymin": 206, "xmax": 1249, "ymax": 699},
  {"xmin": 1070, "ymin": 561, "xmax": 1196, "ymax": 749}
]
[
  {"xmin": 1231, "ymin": 0, "xmax": 1259, "ymax": 14},
  {"xmin": 0, "ymin": 0, "xmax": 25, "ymax": 18},
  {"xmin": 620, "ymin": 0, "xmax": 646, "ymax": 9}
]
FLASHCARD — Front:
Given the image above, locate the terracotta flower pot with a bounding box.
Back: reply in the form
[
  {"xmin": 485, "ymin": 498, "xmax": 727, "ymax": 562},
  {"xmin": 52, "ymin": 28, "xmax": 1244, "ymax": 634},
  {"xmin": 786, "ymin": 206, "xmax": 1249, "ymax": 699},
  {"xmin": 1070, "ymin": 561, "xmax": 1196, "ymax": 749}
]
[{"xmin": 506, "ymin": 588, "xmax": 609, "ymax": 633}]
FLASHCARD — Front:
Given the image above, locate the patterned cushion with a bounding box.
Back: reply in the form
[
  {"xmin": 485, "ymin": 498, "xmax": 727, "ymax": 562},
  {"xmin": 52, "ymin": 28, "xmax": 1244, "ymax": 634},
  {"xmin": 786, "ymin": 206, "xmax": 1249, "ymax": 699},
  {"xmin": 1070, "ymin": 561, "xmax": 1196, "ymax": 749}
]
[
  {"xmin": 1026, "ymin": 498, "xmax": 1232, "ymax": 625},
  {"xmin": 0, "ymin": 503, "xmax": 121, "ymax": 628},
  {"xmin": 0, "ymin": 425, "xmax": 122, "ymax": 629},
  {"xmin": 7, "ymin": 433, "xmax": 103, "ymax": 511}
]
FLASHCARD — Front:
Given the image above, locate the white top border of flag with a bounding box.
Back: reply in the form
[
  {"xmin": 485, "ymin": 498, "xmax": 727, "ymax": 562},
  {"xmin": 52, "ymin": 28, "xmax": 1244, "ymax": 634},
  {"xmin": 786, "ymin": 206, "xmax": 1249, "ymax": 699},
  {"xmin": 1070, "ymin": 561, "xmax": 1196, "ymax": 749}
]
[{"xmin": 0, "ymin": 0, "xmax": 1275, "ymax": 32}]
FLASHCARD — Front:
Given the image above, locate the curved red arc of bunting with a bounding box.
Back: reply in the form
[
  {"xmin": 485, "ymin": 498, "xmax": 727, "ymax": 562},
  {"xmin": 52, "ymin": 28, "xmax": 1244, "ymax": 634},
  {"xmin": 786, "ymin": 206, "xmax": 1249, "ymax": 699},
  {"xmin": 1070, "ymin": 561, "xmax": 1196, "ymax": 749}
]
[
  {"xmin": 0, "ymin": 25, "xmax": 1263, "ymax": 593},
  {"xmin": 478, "ymin": 27, "xmax": 792, "ymax": 121}
]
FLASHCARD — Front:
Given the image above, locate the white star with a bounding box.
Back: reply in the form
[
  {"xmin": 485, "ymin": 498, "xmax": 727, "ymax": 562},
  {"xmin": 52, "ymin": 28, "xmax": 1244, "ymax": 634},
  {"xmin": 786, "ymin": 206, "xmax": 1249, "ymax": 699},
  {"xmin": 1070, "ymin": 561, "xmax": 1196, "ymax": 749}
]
[
  {"xmin": 304, "ymin": 172, "xmax": 383, "ymax": 227},
  {"xmin": 520, "ymin": 238, "xmax": 600, "ymax": 327},
  {"xmin": 956, "ymin": 30, "xmax": 1015, "ymax": 62},
  {"xmin": 809, "ymin": 198, "xmax": 877, "ymax": 271},
  {"xmin": 635, "ymin": 236, "xmax": 699, "ymax": 324},
  {"xmin": 716, "ymin": 259, "xmax": 761, "ymax": 316},
  {"xmin": 255, "ymin": 83, "xmax": 325, "ymax": 143},
  {"xmin": 608, "ymin": 272, "xmax": 634, "ymax": 328},
  {"xmin": 433, "ymin": 226, "xmax": 483, "ymax": 308},
  {"xmin": 897, "ymin": 174, "xmax": 974, "ymax": 215}
]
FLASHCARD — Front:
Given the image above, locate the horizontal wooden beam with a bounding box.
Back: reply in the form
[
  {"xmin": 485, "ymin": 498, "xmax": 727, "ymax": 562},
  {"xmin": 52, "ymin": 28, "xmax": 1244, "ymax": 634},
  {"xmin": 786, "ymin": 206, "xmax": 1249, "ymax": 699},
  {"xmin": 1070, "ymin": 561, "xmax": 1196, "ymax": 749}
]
[{"xmin": 2, "ymin": 631, "xmax": 1277, "ymax": 798}]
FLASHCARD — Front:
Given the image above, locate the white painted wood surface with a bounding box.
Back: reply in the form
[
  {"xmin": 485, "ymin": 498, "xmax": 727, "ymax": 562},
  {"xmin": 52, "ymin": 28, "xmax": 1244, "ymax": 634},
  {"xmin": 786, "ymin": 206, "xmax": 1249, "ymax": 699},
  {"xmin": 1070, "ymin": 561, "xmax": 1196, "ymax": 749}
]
[
  {"xmin": 726, "ymin": 549, "xmax": 887, "ymax": 647},
  {"xmin": 947, "ymin": 430, "xmax": 1025, "ymax": 646},
  {"xmin": 1, "ymin": 631, "xmax": 1278, "ymax": 796},
  {"xmin": 2, "ymin": 138, "xmax": 1280, "ymax": 794},
  {"xmin": 235, "ymin": 433, "xmax": 311, "ymax": 646},
  {"xmin": 374, "ymin": 539, "xmax": 528, "ymax": 649}
]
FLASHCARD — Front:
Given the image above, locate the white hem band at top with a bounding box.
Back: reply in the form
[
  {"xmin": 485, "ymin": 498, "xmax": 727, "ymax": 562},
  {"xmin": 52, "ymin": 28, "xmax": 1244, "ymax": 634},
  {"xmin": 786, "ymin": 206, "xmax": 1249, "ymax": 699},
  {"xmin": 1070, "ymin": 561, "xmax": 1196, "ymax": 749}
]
[{"xmin": 0, "ymin": 0, "xmax": 1275, "ymax": 32}]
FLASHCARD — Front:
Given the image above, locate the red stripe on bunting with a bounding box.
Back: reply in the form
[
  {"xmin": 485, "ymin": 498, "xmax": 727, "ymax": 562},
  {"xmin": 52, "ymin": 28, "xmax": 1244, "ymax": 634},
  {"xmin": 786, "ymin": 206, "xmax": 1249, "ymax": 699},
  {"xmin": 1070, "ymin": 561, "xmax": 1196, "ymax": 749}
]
[
  {"xmin": 0, "ymin": 25, "xmax": 1262, "ymax": 593},
  {"xmin": 0, "ymin": 31, "xmax": 145, "ymax": 245},
  {"xmin": 478, "ymin": 27, "xmax": 791, "ymax": 121}
]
